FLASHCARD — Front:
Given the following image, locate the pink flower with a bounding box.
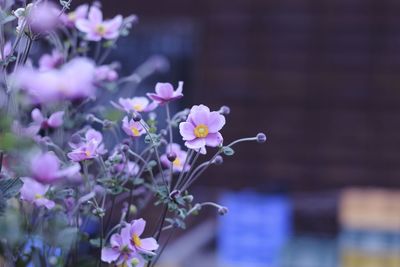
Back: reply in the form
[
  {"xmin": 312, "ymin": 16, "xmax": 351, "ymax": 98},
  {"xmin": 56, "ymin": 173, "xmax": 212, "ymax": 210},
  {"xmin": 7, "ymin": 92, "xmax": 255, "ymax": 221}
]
[
  {"xmin": 16, "ymin": 57, "xmax": 96, "ymax": 103},
  {"xmin": 68, "ymin": 129, "xmax": 107, "ymax": 162},
  {"xmin": 95, "ymin": 65, "xmax": 118, "ymax": 82},
  {"xmin": 38, "ymin": 50, "xmax": 64, "ymax": 71},
  {"xmin": 115, "ymin": 161, "xmax": 140, "ymax": 176},
  {"xmin": 31, "ymin": 108, "xmax": 64, "ymax": 129},
  {"xmin": 28, "ymin": 2, "xmax": 60, "ymax": 33},
  {"xmin": 117, "ymin": 97, "xmax": 158, "ymax": 113},
  {"xmin": 122, "ymin": 218, "xmax": 159, "ymax": 255},
  {"xmin": 76, "ymin": 6, "xmax": 122, "ymax": 41},
  {"xmin": 122, "ymin": 116, "xmax": 145, "ymax": 138},
  {"xmin": 147, "ymin": 81, "xmax": 183, "ymax": 105},
  {"xmin": 0, "ymin": 41, "xmax": 12, "ymax": 61},
  {"xmin": 101, "ymin": 232, "xmax": 145, "ymax": 267},
  {"xmin": 61, "ymin": 4, "xmax": 89, "ymax": 28},
  {"xmin": 160, "ymin": 143, "xmax": 190, "ymax": 172},
  {"xmin": 30, "ymin": 152, "xmax": 80, "ymax": 184},
  {"xmin": 179, "ymin": 105, "xmax": 225, "ymax": 154},
  {"xmin": 20, "ymin": 177, "xmax": 55, "ymax": 209}
]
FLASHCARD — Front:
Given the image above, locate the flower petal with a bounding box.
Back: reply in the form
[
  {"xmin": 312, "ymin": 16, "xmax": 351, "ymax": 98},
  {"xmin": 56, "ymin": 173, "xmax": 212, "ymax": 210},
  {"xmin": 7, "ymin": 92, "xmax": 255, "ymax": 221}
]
[
  {"xmin": 88, "ymin": 6, "xmax": 103, "ymax": 23},
  {"xmin": 155, "ymin": 83, "xmax": 174, "ymax": 98},
  {"xmin": 205, "ymin": 132, "xmax": 223, "ymax": 147},
  {"xmin": 179, "ymin": 122, "xmax": 196, "ymax": 141},
  {"xmin": 75, "ymin": 19, "xmax": 92, "ymax": 33},
  {"xmin": 31, "ymin": 108, "xmax": 44, "ymax": 124},
  {"xmin": 207, "ymin": 112, "xmax": 225, "ymax": 133},
  {"xmin": 47, "ymin": 111, "xmax": 64, "ymax": 128},
  {"xmin": 130, "ymin": 218, "xmax": 146, "ymax": 236},
  {"xmin": 101, "ymin": 247, "xmax": 120, "ymax": 263},
  {"xmin": 139, "ymin": 237, "xmax": 159, "ymax": 252},
  {"xmin": 185, "ymin": 138, "xmax": 206, "ymax": 150}
]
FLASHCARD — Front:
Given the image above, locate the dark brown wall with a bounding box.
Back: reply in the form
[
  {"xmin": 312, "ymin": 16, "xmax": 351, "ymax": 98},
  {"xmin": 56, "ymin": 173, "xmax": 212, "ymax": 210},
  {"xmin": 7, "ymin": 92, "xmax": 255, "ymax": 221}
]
[{"xmin": 100, "ymin": 0, "xmax": 400, "ymax": 191}]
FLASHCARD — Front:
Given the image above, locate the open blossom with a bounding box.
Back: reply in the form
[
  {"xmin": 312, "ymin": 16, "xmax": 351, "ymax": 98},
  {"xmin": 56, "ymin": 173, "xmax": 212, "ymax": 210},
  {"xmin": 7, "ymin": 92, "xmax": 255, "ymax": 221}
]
[
  {"xmin": 122, "ymin": 218, "xmax": 159, "ymax": 255},
  {"xmin": 68, "ymin": 129, "xmax": 107, "ymax": 162},
  {"xmin": 61, "ymin": 4, "xmax": 88, "ymax": 28},
  {"xmin": 16, "ymin": 57, "xmax": 96, "ymax": 103},
  {"xmin": 31, "ymin": 108, "xmax": 64, "ymax": 129},
  {"xmin": 117, "ymin": 97, "xmax": 158, "ymax": 113},
  {"xmin": 30, "ymin": 152, "xmax": 80, "ymax": 184},
  {"xmin": 147, "ymin": 81, "xmax": 183, "ymax": 105},
  {"xmin": 95, "ymin": 65, "xmax": 118, "ymax": 82},
  {"xmin": 179, "ymin": 105, "xmax": 225, "ymax": 154},
  {"xmin": 101, "ymin": 232, "xmax": 145, "ymax": 267},
  {"xmin": 76, "ymin": 6, "xmax": 122, "ymax": 41},
  {"xmin": 39, "ymin": 50, "xmax": 64, "ymax": 71},
  {"xmin": 160, "ymin": 143, "xmax": 190, "ymax": 172},
  {"xmin": 122, "ymin": 116, "xmax": 145, "ymax": 138},
  {"xmin": 14, "ymin": 2, "xmax": 60, "ymax": 33},
  {"xmin": 20, "ymin": 177, "xmax": 55, "ymax": 209}
]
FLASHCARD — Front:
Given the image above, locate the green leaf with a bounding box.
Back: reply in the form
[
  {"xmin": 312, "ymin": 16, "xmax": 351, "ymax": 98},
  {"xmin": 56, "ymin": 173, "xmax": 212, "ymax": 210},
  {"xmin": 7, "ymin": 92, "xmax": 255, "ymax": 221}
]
[{"xmin": 222, "ymin": 146, "xmax": 235, "ymax": 156}]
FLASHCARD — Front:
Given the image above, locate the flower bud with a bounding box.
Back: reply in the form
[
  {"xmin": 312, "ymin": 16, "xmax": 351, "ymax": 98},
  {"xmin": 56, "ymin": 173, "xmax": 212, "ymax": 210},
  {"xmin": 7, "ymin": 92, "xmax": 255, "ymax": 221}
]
[
  {"xmin": 160, "ymin": 129, "xmax": 168, "ymax": 136},
  {"xmin": 103, "ymin": 120, "xmax": 113, "ymax": 129},
  {"xmin": 219, "ymin": 105, "xmax": 230, "ymax": 115},
  {"xmin": 256, "ymin": 133, "xmax": 267, "ymax": 143},
  {"xmin": 132, "ymin": 112, "xmax": 142, "ymax": 122},
  {"xmin": 121, "ymin": 144, "xmax": 129, "ymax": 152},
  {"xmin": 167, "ymin": 152, "xmax": 177, "ymax": 162},
  {"xmin": 213, "ymin": 155, "xmax": 223, "ymax": 165},
  {"xmin": 218, "ymin": 206, "xmax": 229, "ymax": 215},
  {"xmin": 70, "ymin": 133, "xmax": 81, "ymax": 144},
  {"xmin": 169, "ymin": 189, "xmax": 181, "ymax": 200},
  {"xmin": 129, "ymin": 204, "xmax": 137, "ymax": 215},
  {"xmin": 86, "ymin": 114, "xmax": 95, "ymax": 122}
]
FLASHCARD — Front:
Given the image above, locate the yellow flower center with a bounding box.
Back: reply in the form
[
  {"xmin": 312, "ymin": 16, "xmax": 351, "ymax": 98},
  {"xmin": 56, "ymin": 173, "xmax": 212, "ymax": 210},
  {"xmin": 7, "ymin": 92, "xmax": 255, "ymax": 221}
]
[
  {"xmin": 194, "ymin": 124, "xmax": 209, "ymax": 138},
  {"xmin": 131, "ymin": 127, "xmax": 140, "ymax": 136},
  {"xmin": 85, "ymin": 150, "xmax": 91, "ymax": 157},
  {"xmin": 173, "ymin": 158, "xmax": 181, "ymax": 167},
  {"xmin": 132, "ymin": 234, "xmax": 141, "ymax": 247},
  {"xmin": 96, "ymin": 24, "xmax": 106, "ymax": 35},
  {"xmin": 117, "ymin": 263, "xmax": 128, "ymax": 267},
  {"xmin": 68, "ymin": 12, "xmax": 76, "ymax": 21},
  {"xmin": 35, "ymin": 194, "xmax": 43, "ymax": 199},
  {"xmin": 133, "ymin": 104, "xmax": 143, "ymax": 111}
]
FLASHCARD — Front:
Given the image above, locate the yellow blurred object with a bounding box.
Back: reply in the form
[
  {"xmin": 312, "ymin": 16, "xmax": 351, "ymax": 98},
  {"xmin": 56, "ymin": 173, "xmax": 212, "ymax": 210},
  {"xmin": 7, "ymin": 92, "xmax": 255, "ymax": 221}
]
[{"xmin": 342, "ymin": 250, "xmax": 400, "ymax": 267}]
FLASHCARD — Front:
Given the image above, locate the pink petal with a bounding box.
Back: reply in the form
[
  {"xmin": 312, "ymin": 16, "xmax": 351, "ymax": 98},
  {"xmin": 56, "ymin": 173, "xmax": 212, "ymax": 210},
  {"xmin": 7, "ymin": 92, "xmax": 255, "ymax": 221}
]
[
  {"xmin": 31, "ymin": 108, "xmax": 44, "ymax": 124},
  {"xmin": 185, "ymin": 138, "xmax": 206, "ymax": 150},
  {"xmin": 75, "ymin": 19, "xmax": 92, "ymax": 33},
  {"xmin": 35, "ymin": 198, "xmax": 55, "ymax": 209},
  {"xmin": 207, "ymin": 112, "xmax": 225, "ymax": 133},
  {"xmin": 189, "ymin": 108, "xmax": 209, "ymax": 126},
  {"xmin": 55, "ymin": 164, "xmax": 80, "ymax": 178},
  {"xmin": 110, "ymin": 233, "xmax": 123, "ymax": 248},
  {"xmin": 175, "ymin": 81, "xmax": 184, "ymax": 95},
  {"xmin": 88, "ymin": 6, "xmax": 103, "ymax": 23},
  {"xmin": 139, "ymin": 237, "xmax": 159, "ymax": 252},
  {"xmin": 101, "ymin": 247, "xmax": 120, "ymax": 263},
  {"xmin": 179, "ymin": 122, "xmax": 196, "ymax": 141},
  {"xmin": 205, "ymin": 132, "xmax": 223, "ymax": 147},
  {"xmin": 155, "ymin": 83, "xmax": 174, "ymax": 98},
  {"xmin": 47, "ymin": 111, "xmax": 64, "ymax": 128},
  {"xmin": 130, "ymin": 218, "xmax": 146, "ymax": 236},
  {"xmin": 104, "ymin": 15, "xmax": 122, "ymax": 33}
]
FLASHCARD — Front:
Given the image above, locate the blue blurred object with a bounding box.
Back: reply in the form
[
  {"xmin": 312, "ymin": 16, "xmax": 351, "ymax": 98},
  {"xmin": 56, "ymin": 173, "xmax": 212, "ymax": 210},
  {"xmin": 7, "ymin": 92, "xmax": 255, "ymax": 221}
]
[{"xmin": 218, "ymin": 191, "xmax": 292, "ymax": 267}]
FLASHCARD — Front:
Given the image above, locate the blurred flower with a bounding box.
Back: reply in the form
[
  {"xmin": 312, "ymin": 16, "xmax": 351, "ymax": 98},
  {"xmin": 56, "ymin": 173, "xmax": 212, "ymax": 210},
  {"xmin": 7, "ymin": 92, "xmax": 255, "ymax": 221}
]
[
  {"xmin": 147, "ymin": 81, "xmax": 183, "ymax": 105},
  {"xmin": 20, "ymin": 177, "xmax": 55, "ymax": 209},
  {"xmin": 31, "ymin": 108, "xmax": 64, "ymax": 129},
  {"xmin": 115, "ymin": 161, "xmax": 140, "ymax": 176},
  {"xmin": 30, "ymin": 151, "xmax": 80, "ymax": 184},
  {"xmin": 179, "ymin": 105, "xmax": 225, "ymax": 154},
  {"xmin": 117, "ymin": 97, "xmax": 158, "ymax": 113},
  {"xmin": 61, "ymin": 4, "xmax": 89, "ymax": 28},
  {"xmin": 68, "ymin": 129, "xmax": 107, "ymax": 161},
  {"xmin": 160, "ymin": 143, "xmax": 190, "ymax": 172},
  {"xmin": 122, "ymin": 218, "xmax": 159, "ymax": 255},
  {"xmin": 13, "ymin": 3, "xmax": 33, "ymax": 33},
  {"xmin": 38, "ymin": 50, "xmax": 64, "ymax": 71},
  {"xmin": 28, "ymin": 2, "xmax": 60, "ymax": 33},
  {"xmin": 101, "ymin": 232, "xmax": 145, "ymax": 267},
  {"xmin": 76, "ymin": 6, "xmax": 122, "ymax": 41},
  {"xmin": 122, "ymin": 116, "xmax": 145, "ymax": 138},
  {"xmin": 0, "ymin": 41, "xmax": 11, "ymax": 61},
  {"xmin": 16, "ymin": 57, "xmax": 96, "ymax": 103},
  {"xmin": 95, "ymin": 65, "xmax": 118, "ymax": 82}
]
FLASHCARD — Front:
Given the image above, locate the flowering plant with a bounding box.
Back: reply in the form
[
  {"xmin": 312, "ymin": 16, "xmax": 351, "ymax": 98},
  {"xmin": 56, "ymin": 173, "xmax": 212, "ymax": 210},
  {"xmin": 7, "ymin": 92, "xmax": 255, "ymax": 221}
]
[{"xmin": 0, "ymin": 1, "xmax": 266, "ymax": 266}]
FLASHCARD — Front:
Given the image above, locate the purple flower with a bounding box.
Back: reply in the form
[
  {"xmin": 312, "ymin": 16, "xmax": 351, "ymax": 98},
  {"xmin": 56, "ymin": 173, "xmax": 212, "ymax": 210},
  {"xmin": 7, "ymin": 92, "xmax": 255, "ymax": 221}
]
[
  {"xmin": 160, "ymin": 143, "xmax": 190, "ymax": 172},
  {"xmin": 28, "ymin": 2, "xmax": 60, "ymax": 33},
  {"xmin": 115, "ymin": 161, "xmax": 140, "ymax": 176},
  {"xmin": 95, "ymin": 65, "xmax": 118, "ymax": 82},
  {"xmin": 38, "ymin": 50, "xmax": 64, "ymax": 71},
  {"xmin": 30, "ymin": 152, "xmax": 80, "ymax": 184},
  {"xmin": 16, "ymin": 57, "xmax": 96, "ymax": 103},
  {"xmin": 101, "ymin": 232, "xmax": 145, "ymax": 267},
  {"xmin": 76, "ymin": 6, "xmax": 122, "ymax": 41},
  {"xmin": 147, "ymin": 81, "xmax": 183, "ymax": 105},
  {"xmin": 68, "ymin": 129, "xmax": 107, "ymax": 162},
  {"xmin": 61, "ymin": 4, "xmax": 89, "ymax": 28},
  {"xmin": 122, "ymin": 116, "xmax": 145, "ymax": 138},
  {"xmin": 179, "ymin": 105, "xmax": 225, "ymax": 154},
  {"xmin": 117, "ymin": 97, "xmax": 158, "ymax": 113},
  {"xmin": 121, "ymin": 218, "xmax": 159, "ymax": 256},
  {"xmin": 20, "ymin": 177, "xmax": 55, "ymax": 209},
  {"xmin": 31, "ymin": 108, "xmax": 64, "ymax": 129},
  {"xmin": 0, "ymin": 41, "xmax": 11, "ymax": 61}
]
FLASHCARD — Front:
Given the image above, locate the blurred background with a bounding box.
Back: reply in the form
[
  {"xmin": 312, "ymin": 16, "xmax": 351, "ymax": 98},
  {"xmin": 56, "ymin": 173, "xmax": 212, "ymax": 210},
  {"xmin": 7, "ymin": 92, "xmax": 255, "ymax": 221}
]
[{"xmin": 86, "ymin": 0, "xmax": 400, "ymax": 266}]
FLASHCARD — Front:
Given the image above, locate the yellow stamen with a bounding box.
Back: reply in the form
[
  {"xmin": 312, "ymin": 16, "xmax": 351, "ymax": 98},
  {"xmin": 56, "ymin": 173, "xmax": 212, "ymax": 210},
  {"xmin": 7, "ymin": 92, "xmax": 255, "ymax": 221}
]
[
  {"xmin": 96, "ymin": 24, "xmax": 106, "ymax": 35},
  {"xmin": 173, "ymin": 158, "xmax": 181, "ymax": 167},
  {"xmin": 68, "ymin": 12, "xmax": 76, "ymax": 21},
  {"xmin": 194, "ymin": 124, "xmax": 209, "ymax": 138},
  {"xmin": 132, "ymin": 234, "xmax": 141, "ymax": 247},
  {"xmin": 133, "ymin": 104, "xmax": 143, "ymax": 111},
  {"xmin": 131, "ymin": 127, "xmax": 140, "ymax": 136},
  {"xmin": 35, "ymin": 194, "xmax": 43, "ymax": 199},
  {"xmin": 85, "ymin": 150, "xmax": 91, "ymax": 157}
]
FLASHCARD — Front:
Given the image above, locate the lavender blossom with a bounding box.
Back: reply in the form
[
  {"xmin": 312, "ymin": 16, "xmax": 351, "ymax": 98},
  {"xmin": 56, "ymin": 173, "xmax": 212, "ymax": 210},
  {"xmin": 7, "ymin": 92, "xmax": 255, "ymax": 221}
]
[
  {"xmin": 147, "ymin": 81, "xmax": 183, "ymax": 105},
  {"xmin": 68, "ymin": 129, "xmax": 107, "ymax": 162},
  {"xmin": 121, "ymin": 218, "xmax": 159, "ymax": 255},
  {"xmin": 95, "ymin": 65, "xmax": 118, "ymax": 82},
  {"xmin": 38, "ymin": 50, "xmax": 64, "ymax": 71},
  {"xmin": 122, "ymin": 116, "xmax": 145, "ymax": 138},
  {"xmin": 20, "ymin": 177, "xmax": 55, "ymax": 209},
  {"xmin": 117, "ymin": 97, "xmax": 158, "ymax": 113},
  {"xmin": 61, "ymin": 4, "xmax": 89, "ymax": 28},
  {"xmin": 31, "ymin": 108, "xmax": 64, "ymax": 129},
  {"xmin": 160, "ymin": 143, "xmax": 190, "ymax": 172}
]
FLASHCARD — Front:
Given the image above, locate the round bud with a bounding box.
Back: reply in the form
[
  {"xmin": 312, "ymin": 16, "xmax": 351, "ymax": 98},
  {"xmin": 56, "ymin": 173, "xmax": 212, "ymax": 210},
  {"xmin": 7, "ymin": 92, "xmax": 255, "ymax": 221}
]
[
  {"xmin": 256, "ymin": 133, "xmax": 267, "ymax": 143},
  {"xmin": 218, "ymin": 206, "xmax": 229, "ymax": 215},
  {"xmin": 121, "ymin": 144, "xmax": 129, "ymax": 152},
  {"xmin": 132, "ymin": 112, "xmax": 142, "ymax": 122},
  {"xmin": 103, "ymin": 120, "xmax": 113, "ymax": 129},
  {"xmin": 219, "ymin": 105, "xmax": 231, "ymax": 115},
  {"xmin": 167, "ymin": 152, "xmax": 177, "ymax": 162},
  {"xmin": 213, "ymin": 155, "xmax": 223, "ymax": 165},
  {"xmin": 70, "ymin": 133, "xmax": 81, "ymax": 144},
  {"xmin": 160, "ymin": 129, "xmax": 168, "ymax": 136},
  {"xmin": 129, "ymin": 204, "xmax": 137, "ymax": 215},
  {"xmin": 169, "ymin": 190, "xmax": 181, "ymax": 200},
  {"xmin": 86, "ymin": 114, "xmax": 95, "ymax": 122}
]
